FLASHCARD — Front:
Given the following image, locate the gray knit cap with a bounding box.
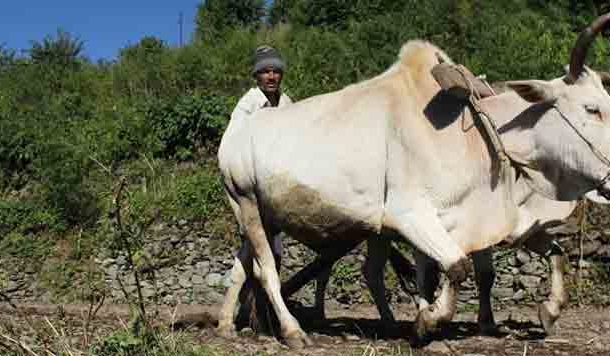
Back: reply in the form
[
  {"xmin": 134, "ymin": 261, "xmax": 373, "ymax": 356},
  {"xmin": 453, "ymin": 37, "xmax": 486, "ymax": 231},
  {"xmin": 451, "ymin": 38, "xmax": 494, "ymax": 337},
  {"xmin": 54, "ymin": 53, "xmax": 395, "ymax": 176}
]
[{"xmin": 252, "ymin": 45, "xmax": 285, "ymax": 75}]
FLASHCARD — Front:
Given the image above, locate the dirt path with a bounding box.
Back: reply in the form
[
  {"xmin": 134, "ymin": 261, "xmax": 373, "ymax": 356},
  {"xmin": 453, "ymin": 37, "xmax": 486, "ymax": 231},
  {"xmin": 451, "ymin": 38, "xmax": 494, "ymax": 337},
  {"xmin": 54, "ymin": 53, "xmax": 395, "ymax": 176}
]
[{"xmin": 1, "ymin": 301, "xmax": 609, "ymax": 355}]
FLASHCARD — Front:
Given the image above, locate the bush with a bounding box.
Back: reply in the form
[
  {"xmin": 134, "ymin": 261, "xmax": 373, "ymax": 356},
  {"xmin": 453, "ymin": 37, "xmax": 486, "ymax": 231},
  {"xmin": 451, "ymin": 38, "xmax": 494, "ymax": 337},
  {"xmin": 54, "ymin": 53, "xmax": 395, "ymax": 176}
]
[
  {"xmin": 0, "ymin": 231, "xmax": 54, "ymax": 261},
  {"xmin": 0, "ymin": 199, "xmax": 64, "ymax": 235},
  {"xmin": 174, "ymin": 167, "xmax": 227, "ymax": 220},
  {"xmin": 145, "ymin": 93, "xmax": 235, "ymax": 160}
]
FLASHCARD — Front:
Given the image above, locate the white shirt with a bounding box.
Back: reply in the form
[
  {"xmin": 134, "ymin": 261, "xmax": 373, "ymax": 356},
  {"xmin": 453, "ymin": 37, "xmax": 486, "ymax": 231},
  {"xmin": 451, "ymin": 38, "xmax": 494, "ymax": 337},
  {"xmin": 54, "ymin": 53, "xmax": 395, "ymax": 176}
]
[{"xmin": 230, "ymin": 87, "xmax": 292, "ymax": 122}]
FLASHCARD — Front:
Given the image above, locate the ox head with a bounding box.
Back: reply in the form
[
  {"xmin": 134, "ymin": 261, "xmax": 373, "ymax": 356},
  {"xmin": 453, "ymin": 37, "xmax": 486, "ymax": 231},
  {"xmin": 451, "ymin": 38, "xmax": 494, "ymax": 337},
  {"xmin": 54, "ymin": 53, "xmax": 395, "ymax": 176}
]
[{"xmin": 501, "ymin": 14, "xmax": 610, "ymax": 202}]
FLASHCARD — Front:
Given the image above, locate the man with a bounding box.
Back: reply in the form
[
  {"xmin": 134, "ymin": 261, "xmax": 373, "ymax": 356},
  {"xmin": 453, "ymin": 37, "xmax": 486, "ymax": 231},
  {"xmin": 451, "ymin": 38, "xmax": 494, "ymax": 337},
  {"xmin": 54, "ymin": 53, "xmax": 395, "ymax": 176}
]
[
  {"xmin": 229, "ymin": 45, "xmax": 292, "ymax": 332},
  {"xmin": 231, "ymin": 45, "xmax": 292, "ymax": 122},
  {"xmin": 232, "ymin": 45, "xmax": 292, "ymax": 264}
]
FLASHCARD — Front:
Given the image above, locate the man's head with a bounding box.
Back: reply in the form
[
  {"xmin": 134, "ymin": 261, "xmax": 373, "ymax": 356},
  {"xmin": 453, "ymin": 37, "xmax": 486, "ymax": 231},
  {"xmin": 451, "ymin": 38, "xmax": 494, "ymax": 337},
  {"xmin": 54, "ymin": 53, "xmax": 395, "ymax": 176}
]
[{"xmin": 253, "ymin": 45, "xmax": 285, "ymax": 95}]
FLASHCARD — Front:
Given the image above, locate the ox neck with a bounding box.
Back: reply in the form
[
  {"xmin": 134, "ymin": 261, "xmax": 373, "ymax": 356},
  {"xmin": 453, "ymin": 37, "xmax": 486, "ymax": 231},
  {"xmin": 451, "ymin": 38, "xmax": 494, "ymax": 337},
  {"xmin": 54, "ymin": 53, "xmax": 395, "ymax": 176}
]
[
  {"xmin": 475, "ymin": 91, "xmax": 534, "ymax": 128},
  {"xmin": 474, "ymin": 91, "xmax": 541, "ymax": 164}
]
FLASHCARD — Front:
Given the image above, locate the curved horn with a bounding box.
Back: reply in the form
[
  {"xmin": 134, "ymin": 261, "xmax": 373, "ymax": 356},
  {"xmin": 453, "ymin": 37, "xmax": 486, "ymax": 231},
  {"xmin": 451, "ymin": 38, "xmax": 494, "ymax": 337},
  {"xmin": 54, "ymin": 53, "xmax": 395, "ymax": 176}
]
[
  {"xmin": 598, "ymin": 71, "xmax": 610, "ymax": 86},
  {"xmin": 569, "ymin": 13, "xmax": 610, "ymax": 82}
]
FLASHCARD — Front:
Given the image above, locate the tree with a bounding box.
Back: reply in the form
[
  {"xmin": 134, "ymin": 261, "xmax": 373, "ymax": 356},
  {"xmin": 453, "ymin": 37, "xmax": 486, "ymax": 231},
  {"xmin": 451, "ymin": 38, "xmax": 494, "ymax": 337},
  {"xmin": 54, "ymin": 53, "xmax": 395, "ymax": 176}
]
[
  {"xmin": 114, "ymin": 37, "xmax": 172, "ymax": 99},
  {"xmin": 195, "ymin": 0, "xmax": 265, "ymax": 41},
  {"xmin": 287, "ymin": 0, "xmax": 353, "ymax": 28},
  {"xmin": 28, "ymin": 29, "xmax": 84, "ymax": 69},
  {"xmin": 0, "ymin": 45, "xmax": 15, "ymax": 68},
  {"xmin": 269, "ymin": 0, "xmax": 297, "ymax": 25}
]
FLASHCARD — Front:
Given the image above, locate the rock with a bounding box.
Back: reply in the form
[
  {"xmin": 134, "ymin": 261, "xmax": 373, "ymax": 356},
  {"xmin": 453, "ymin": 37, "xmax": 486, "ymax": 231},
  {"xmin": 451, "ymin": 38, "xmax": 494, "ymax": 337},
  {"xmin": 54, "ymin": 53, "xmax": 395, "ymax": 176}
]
[
  {"xmin": 191, "ymin": 275, "xmax": 205, "ymax": 285},
  {"xmin": 424, "ymin": 341, "xmax": 452, "ymax": 354},
  {"xmin": 512, "ymin": 289, "xmax": 526, "ymax": 301},
  {"xmin": 178, "ymin": 278, "xmax": 193, "ymax": 289},
  {"xmin": 496, "ymin": 274, "xmax": 514, "ymax": 287},
  {"xmin": 163, "ymin": 276, "xmax": 177, "ymax": 286},
  {"xmin": 181, "ymin": 269, "xmax": 194, "ymax": 280},
  {"xmin": 223, "ymin": 271, "xmax": 233, "ymax": 288},
  {"xmin": 102, "ymin": 258, "xmax": 116, "ymax": 267},
  {"xmin": 598, "ymin": 245, "xmax": 610, "ymax": 258},
  {"xmin": 458, "ymin": 292, "xmax": 475, "ymax": 302},
  {"xmin": 206, "ymin": 273, "xmax": 223, "ymax": 287},
  {"xmin": 516, "ymin": 249, "xmax": 531, "ymax": 265},
  {"xmin": 5, "ymin": 281, "xmax": 19, "ymax": 292},
  {"xmin": 239, "ymin": 327, "xmax": 255, "ymax": 337},
  {"xmin": 492, "ymin": 287, "xmax": 514, "ymax": 299},
  {"xmin": 583, "ymin": 240, "xmax": 603, "ymax": 256},
  {"xmin": 342, "ymin": 333, "xmax": 360, "ymax": 341},
  {"xmin": 105, "ymin": 265, "xmax": 119, "ymax": 279},
  {"xmin": 518, "ymin": 275, "xmax": 541, "ymax": 290},
  {"xmin": 196, "ymin": 261, "xmax": 210, "ymax": 275},
  {"xmin": 116, "ymin": 255, "xmax": 127, "ymax": 266},
  {"xmin": 507, "ymin": 256, "xmax": 518, "ymax": 267},
  {"xmin": 204, "ymin": 290, "xmax": 225, "ymax": 303},
  {"xmin": 547, "ymin": 222, "xmax": 579, "ymax": 235},
  {"xmin": 520, "ymin": 261, "xmax": 546, "ymax": 276},
  {"xmin": 570, "ymin": 240, "xmax": 602, "ymax": 257},
  {"xmin": 578, "ymin": 260, "xmax": 594, "ymax": 269},
  {"xmin": 142, "ymin": 287, "xmax": 156, "ymax": 298}
]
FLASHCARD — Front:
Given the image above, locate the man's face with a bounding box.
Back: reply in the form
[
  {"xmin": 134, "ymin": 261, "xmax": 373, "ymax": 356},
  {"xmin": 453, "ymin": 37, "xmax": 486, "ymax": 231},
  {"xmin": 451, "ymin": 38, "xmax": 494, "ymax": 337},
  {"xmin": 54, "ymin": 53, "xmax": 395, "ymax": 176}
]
[{"xmin": 256, "ymin": 66, "xmax": 283, "ymax": 94}]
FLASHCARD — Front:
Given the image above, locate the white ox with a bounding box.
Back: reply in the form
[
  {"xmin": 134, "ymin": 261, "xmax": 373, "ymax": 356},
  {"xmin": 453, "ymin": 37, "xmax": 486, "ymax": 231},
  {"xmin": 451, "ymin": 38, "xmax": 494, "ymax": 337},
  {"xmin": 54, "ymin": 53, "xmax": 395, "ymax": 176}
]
[
  {"xmin": 216, "ymin": 15, "xmax": 610, "ymax": 347},
  {"xmin": 303, "ymin": 18, "xmax": 610, "ymax": 336}
]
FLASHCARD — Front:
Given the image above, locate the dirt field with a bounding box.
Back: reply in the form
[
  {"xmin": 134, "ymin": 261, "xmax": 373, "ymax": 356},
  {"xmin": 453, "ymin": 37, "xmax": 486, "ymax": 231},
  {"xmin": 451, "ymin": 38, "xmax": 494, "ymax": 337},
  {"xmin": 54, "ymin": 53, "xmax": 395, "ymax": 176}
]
[{"xmin": 1, "ymin": 301, "xmax": 610, "ymax": 355}]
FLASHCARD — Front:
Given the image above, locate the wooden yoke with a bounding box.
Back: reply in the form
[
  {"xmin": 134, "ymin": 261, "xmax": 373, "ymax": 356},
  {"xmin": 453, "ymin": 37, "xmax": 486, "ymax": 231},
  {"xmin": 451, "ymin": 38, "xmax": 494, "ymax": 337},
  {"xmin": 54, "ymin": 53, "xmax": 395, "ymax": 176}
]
[{"xmin": 431, "ymin": 63, "xmax": 495, "ymax": 99}]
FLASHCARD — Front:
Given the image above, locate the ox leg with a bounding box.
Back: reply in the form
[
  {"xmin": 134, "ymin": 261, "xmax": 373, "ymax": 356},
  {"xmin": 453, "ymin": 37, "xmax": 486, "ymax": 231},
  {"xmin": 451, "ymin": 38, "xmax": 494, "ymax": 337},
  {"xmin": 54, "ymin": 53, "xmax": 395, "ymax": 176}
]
[
  {"xmin": 217, "ymin": 240, "xmax": 252, "ymax": 338},
  {"xmin": 238, "ymin": 199, "xmax": 311, "ymax": 348},
  {"xmin": 414, "ymin": 249, "xmax": 440, "ymax": 309},
  {"xmin": 384, "ymin": 200, "xmax": 469, "ymax": 341},
  {"xmin": 363, "ymin": 237, "xmax": 395, "ymax": 327},
  {"xmin": 472, "ymin": 248, "xmax": 497, "ymax": 335},
  {"xmin": 313, "ymin": 265, "xmax": 332, "ymax": 321},
  {"xmin": 524, "ymin": 234, "xmax": 567, "ymax": 334},
  {"xmin": 247, "ymin": 232, "xmax": 284, "ymax": 334},
  {"xmin": 281, "ymin": 241, "xmax": 358, "ymax": 298}
]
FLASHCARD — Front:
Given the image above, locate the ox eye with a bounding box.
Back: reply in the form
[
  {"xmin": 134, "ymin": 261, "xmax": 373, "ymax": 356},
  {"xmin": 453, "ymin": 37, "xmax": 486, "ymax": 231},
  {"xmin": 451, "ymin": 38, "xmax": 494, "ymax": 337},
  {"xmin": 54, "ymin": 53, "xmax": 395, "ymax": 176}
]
[{"xmin": 585, "ymin": 104, "xmax": 603, "ymax": 120}]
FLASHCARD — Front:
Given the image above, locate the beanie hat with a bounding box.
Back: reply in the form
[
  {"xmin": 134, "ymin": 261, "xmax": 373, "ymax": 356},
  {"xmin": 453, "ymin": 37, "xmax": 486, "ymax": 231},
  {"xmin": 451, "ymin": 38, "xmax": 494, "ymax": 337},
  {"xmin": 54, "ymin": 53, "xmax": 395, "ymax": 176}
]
[{"xmin": 252, "ymin": 45, "xmax": 285, "ymax": 75}]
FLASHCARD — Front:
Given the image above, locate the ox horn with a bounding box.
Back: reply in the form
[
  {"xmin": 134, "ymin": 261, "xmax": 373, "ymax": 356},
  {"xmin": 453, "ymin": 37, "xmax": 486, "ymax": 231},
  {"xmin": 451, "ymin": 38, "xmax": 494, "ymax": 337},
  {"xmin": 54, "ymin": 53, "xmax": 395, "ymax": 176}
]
[{"xmin": 568, "ymin": 13, "xmax": 610, "ymax": 82}]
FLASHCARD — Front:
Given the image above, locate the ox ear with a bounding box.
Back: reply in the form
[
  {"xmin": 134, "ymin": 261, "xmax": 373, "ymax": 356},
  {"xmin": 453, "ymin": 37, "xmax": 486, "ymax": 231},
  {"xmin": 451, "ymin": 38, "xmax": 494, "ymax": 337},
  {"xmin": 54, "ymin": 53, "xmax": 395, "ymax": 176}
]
[{"xmin": 506, "ymin": 80, "xmax": 557, "ymax": 103}]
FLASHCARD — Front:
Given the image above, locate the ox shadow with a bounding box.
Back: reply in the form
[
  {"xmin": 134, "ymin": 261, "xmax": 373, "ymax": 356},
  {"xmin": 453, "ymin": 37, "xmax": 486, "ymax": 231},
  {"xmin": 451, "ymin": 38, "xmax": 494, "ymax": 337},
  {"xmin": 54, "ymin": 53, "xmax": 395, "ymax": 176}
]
[
  {"xmin": 289, "ymin": 304, "xmax": 471, "ymax": 343},
  {"xmin": 171, "ymin": 304, "xmax": 547, "ymax": 348},
  {"xmin": 289, "ymin": 303, "xmax": 548, "ymax": 345},
  {"xmin": 423, "ymin": 91, "xmax": 468, "ymax": 130}
]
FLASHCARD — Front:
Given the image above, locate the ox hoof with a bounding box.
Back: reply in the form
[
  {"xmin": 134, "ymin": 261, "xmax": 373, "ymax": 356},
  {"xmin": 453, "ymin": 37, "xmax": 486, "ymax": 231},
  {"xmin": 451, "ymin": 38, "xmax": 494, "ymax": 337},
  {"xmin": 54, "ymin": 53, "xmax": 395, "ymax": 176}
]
[
  {"xmin": 283, "ymin": 329, "xmax": 313, "ymax": 349},
  {"xmin": 215, "ymin": 324, "xmax": 237, "ymax": 339},
  {"xmin": 311, "ymin": 307, "xmax": 326, "ymax": 325},
  {"xmin": 538, "ymin": 302, "xmax": 558, "ymax": 335},
  {"xmin": 477, "ymin": 317, "xmax": 498, "ymax": 336},
  {"xmin": 413, "ymin": 308, "xmax": 437, "ymax": 343},
  {"xmin": 478, "ymin": 322, "xmax": 500, "ymax": 336}
]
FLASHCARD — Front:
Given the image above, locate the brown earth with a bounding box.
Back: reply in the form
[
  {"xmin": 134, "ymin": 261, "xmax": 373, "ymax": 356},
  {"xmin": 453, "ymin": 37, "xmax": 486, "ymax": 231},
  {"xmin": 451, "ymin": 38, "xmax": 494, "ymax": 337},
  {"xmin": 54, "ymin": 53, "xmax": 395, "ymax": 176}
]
[{"xmin": 1, "ymin": 301, "xmax": 610, "ymax": 355}]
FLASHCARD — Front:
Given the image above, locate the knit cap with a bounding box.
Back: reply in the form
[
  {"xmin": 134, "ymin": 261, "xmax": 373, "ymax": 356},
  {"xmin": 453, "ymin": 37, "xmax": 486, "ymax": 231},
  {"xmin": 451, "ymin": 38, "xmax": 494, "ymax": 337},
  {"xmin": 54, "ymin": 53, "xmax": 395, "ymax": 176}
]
[{"xmin": 252, "ymin": 45, "xmax": 285, "ymax": 75}]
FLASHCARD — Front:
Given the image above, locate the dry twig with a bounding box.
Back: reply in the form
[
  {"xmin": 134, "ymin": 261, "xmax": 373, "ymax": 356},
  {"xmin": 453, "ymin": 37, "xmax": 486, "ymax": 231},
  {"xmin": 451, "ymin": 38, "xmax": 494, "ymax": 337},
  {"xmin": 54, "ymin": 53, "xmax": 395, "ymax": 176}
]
[{"xmin": 0, "ymin": 333, "xmax": 40, "ymax": 356}]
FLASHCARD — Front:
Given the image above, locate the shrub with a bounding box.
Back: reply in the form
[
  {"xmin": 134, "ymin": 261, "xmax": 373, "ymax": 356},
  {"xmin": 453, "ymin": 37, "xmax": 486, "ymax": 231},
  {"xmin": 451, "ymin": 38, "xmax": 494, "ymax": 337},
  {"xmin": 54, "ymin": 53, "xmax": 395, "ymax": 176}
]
[
  {"xmin": 0, "ymin": 199, "xmax": 64, "ymax": 235},
  {"xmin": 0, "ymin": 231, "xmax": 54, "ymax": 261},
  {"xmin": 174, "ymin": 167, "xmax": 227, "ymax": 220},
  {"xmin": 145, "ymin": 93, "xmax": 235, "ymax": 160}
]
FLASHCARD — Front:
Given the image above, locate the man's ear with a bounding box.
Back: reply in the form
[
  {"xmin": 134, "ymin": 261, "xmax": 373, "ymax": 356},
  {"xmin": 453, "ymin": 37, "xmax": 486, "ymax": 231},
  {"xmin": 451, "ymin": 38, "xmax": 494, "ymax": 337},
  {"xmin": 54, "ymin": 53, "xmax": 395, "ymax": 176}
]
[{"xmin": 506, "ymin": 80, "xmax": 557, "ymax": 103}]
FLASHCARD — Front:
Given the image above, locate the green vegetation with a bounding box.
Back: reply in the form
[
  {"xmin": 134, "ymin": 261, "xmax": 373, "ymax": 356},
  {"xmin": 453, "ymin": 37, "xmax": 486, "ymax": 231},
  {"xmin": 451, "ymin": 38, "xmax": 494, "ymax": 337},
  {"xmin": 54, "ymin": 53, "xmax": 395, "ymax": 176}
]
[{"xmin": 1, "ymin": 0, "xmax": 610, "ymax": 304}]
